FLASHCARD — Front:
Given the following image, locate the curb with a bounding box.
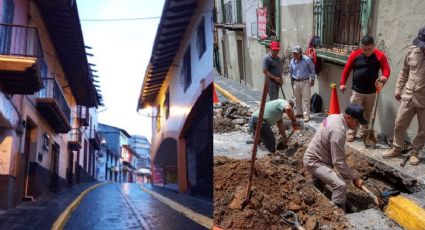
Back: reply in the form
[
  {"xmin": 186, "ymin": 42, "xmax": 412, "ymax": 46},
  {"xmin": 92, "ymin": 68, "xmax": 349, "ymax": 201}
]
[
  {"xmin": 140, "ymin": 185, "xmax": 213, "ymax": 229},
  {"xmin": 385, "ymin": 194, "xmax": 425, "ymax": 230},
  {"xmin": 51, "ymin": 182, "xmax": 108, "ymax": 230},
  {"xmin": 214, "ymin": 82, "xmax": 240, "ymax": 104}
]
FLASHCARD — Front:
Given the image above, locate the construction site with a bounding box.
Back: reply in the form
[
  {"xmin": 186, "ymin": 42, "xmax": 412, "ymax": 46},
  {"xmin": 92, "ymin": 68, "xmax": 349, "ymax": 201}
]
[{"xmin": 212, "ymin": 82, "xmax": 425, "ymax": 230}]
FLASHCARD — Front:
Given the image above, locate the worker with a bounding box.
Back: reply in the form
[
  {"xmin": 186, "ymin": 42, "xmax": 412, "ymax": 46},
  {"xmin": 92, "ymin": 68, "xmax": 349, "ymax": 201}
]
[
  {"xmin": 248, "ymin": 99, "xmax": 299, "ymax": 153},
  {"xmin": 303, "ymin": 104, "xmax": 366, "ymax": 211},
  {"xmin": 340, "ymin": 35, "xmax": 391, "ymax": 142},
  {"xmin": 289, "ymin": 46, "xmax": 316, "ymax": 122},
  {"xmin": 263, "ymin": 41, "xmax": 284, "ymax": 100},
  {"xmin": 383, "ymin": 26, "xmax": 425, "ymax": 166}
]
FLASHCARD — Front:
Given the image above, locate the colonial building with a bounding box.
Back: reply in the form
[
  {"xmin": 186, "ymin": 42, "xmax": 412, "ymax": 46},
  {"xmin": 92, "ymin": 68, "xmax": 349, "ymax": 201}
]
[
  {"xmin": 214, "ymin": 0, "xmax": 425, "ymax": 140},
  {"xmin": 129, "ymin": 135, "xmax": 151, "ymax": 183},
  {"xmin": 137, "ymin": 0, "xmax": 213, "ymax": 199},
  {"xmin": 0, "ymin": 0, "xmax": 102, "ymax": 210},
  {"xmin": 98, "ymin": 123, "xmax": 131, "ymax": 183}
]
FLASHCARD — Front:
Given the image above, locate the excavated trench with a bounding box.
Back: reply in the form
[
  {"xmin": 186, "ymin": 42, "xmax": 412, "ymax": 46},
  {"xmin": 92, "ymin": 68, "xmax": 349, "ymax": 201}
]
[{"xmin": 213, "ymin": 102, "xmax": 423, "ymax": 229}]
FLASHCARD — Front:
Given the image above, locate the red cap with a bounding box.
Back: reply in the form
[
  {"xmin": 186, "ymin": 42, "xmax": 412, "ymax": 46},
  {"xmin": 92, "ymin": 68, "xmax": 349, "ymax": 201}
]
[{"xmin": 270, "ymin": 41, "xmax": 280, "ymax": 51}]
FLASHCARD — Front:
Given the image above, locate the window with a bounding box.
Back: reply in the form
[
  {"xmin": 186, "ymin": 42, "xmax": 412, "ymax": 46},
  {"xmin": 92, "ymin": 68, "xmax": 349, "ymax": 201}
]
[
  {"xmin": 196, "ymin": 18, "xmax": 206, "ymax": 59},
  {"xmin": 0, "ymin": 0, "xmax": 15, "ymax": 54},
  {"xmin": 263, "ymin": 0, "xmax": 277, "ymax": 39},
  {"xmin": 164, "ymin": 88, "xmax": 170, "ymax": 119},
  {"xmin": 181, "ymin": 48, "xmax": 192, "ymax": 92},
  {"xmin": 313, "ymin": 0, "xmax": 372, "ymax": 59},
  {"xmin": 223, "ymin": 0, "xmax": 242, "ymax": 24}
]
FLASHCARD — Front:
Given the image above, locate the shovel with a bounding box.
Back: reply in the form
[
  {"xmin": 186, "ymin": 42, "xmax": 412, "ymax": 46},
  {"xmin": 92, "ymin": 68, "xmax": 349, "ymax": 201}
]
[
  {"xmin": 277, "ymin": 129, "xmax": 296, "ymax": 150},
  {"xmin": 363, "ymin": 81, "xmax": 383, "ymax": 148},
  {"xmin": 229, "ymin": 77, "xmax": 269, "ymax": 210},
  {"xmin": 281, "ymin": 211, "xmax": 305, "ymax": 230},
  {"xmin": 361, "ymin": 185, "xmax": 382, "ymax": 207},
  {"xmin": 280, "ymin": 85, "xmax": 286, "ymax": 100}
]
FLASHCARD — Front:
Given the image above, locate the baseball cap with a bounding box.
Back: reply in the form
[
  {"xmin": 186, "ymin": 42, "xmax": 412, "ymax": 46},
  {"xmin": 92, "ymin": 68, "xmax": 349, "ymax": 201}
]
[
  {"xmin": 292, "ymin": 46, "xmax": 302, "ymax": 53},
  {"xmin": 413, "ymin": 26, "xmax": 425, "ymax": 48},
  {"xmin": 270, "ymin": 41, "xmax": 280, "ymax": 51},
  {"xmin": 345, "ymin": 104, "xmax": 368, "ymax": 125}
]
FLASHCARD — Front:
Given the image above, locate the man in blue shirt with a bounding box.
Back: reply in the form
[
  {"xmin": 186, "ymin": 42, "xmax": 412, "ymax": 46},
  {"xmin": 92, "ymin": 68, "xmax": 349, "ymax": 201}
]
[{"xmin": 289, "ymin": 46, "xmax": 316, "ymax": 122}]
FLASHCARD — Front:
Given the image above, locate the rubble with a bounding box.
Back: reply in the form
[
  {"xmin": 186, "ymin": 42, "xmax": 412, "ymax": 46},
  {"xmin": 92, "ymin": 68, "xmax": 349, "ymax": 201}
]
[
  {"xmin": 214, "ymin": 102, "xmax": 254, "ymax": 134},
  {"xmin": 214, "ymin": 129, "xmax": 403, "ymax": 229}
]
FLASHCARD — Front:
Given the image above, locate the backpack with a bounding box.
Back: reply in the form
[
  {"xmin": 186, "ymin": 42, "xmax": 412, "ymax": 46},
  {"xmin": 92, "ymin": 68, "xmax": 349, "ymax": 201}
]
[{"xmin": 310, "ymin": 93, "xmax": 323, "ymax": 113}]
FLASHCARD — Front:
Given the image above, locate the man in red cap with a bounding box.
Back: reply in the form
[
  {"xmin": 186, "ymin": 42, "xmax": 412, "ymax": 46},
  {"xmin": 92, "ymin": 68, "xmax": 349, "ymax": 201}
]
[{"xmin": 263, "ymin": 41, "xmax": 284, "ymax": 100}]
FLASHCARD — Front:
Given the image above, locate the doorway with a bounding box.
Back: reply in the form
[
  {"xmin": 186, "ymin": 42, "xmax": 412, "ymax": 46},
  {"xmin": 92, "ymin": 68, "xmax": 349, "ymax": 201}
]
[
  {"xmin": 50, "ymin": 143, "xmax": 60, "ymax": 192},
  {"xmin": 17, "ymin": 119, "xmax": 36, "ymax": 202},
  {"xmin": 236, "ymin": 37, "xmax": 245, "ymax": 85}
]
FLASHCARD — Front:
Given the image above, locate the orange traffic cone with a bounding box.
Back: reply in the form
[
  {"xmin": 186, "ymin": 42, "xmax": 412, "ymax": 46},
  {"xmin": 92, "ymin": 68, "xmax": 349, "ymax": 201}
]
[
  {"xmin": 329, "ymin": 83, "xmax": 340, "ymax": 114},
  {"xmin": 213, "ymin": 84, "xmax": 220, "ymax": 104}
]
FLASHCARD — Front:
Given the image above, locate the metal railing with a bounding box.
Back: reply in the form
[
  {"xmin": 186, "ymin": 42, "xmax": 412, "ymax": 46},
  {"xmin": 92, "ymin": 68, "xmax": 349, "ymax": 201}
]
[
  {"xmin": 69, "ymin": 128, "xmax": 82, "ymax": 144},
  {"xmin": 0, "ymin": 23, "xmax": 42, "ymax": 57},
  {"xmin": 223, "ymin": 0, "xmax": 243, "ymax": 24},
  {"xmin": 38, "ymin": 78, "xmax": 71, "ymax": 123},
  {"xmin": 77, "ymin": 105, "xmax": 90, "ymax": 126},
  {"xmin": 89, "ymin": 128, "xmax": 101, "ymax": 145},
  {"xmin": 313, "ymin": 0, "xmax": 364, "ymax": 50}
]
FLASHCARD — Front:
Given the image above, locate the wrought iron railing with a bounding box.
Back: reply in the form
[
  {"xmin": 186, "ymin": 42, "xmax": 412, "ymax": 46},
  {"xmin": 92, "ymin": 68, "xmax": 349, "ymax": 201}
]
[
  {"xmin": 69, "ymin": 128, "xmax": 82, "ymax": 144},
  {"xmin": 223, "ymin": 0, "xmax": 243, "ymax": 24},
  {"xmin": 313, "ymin": 0, "xmax": 365, "ymax": 52},
  {"xmin": 38, "ymin": 78, "xmax": 71, "ymax": 123},
  {"xmin": 89, "ymin": 128, "xmax": 101, "ymax": 146},
  {"xmin": 77, "ymin": 105, "xmax": 90, "ymax": 126},
  {"xmin": 0, "ymin": 23, "xmax": 42, "ymax": 57}
]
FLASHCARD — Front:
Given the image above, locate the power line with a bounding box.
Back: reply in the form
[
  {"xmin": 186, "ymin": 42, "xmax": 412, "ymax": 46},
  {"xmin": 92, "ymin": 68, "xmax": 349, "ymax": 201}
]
[
  {"xmin": 80, "ymin": 9, "xmax": 213, "ymax": 22},
  {"xmin": 81, "ymin": 16, "xmax": 161, "ymax": 21}
]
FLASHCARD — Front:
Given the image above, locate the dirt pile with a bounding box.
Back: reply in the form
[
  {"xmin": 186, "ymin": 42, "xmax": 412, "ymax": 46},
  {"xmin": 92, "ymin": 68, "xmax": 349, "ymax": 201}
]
[
  {"xmin": 214, "ymin": 130, "xmax": 347, "ymax": 229},
  {"xmin": 214, "ymin": 102, "xmax": 254, "ymax": 133},
  {"xmin": 214, "ymin": 129, "xmax": 393, "ymax": 229}
]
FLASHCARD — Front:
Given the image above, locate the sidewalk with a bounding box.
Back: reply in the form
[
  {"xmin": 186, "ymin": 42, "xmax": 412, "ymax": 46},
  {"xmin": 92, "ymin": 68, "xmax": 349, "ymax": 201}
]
[
  {"xmin": 0, "ymin": 182, "xmax": 97, "ymax": 229},
  {"xmin": 141, "ymin": 184, "xmax": 213, "ymax": 218},
  {"xmin": 214, "ymin": 73, "xmax": 262, "ymax": 107}
]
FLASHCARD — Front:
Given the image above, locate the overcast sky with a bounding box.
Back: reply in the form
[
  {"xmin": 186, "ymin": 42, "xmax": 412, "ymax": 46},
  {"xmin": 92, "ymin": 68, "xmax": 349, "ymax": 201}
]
[{"xmin": 78, "ymin": 0, "xmax": 165, "ymax": 140}]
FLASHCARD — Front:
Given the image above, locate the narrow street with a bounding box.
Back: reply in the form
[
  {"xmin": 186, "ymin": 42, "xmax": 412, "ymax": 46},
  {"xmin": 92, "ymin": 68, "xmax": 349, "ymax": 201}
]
[{"xmin": 65, "ymin": 183, "xmax": 207, "ymax": 230}]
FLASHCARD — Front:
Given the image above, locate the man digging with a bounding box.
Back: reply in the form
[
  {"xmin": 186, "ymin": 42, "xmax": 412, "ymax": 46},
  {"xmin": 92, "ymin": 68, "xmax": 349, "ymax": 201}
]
[
  {"xmin": 303, "ymin": 104, "xmax": 366, "ymax": 211},
  {"xmin": 383, "ymin": 26, "xmax": 425, "ymax": 166},
  {"xmin": 248, "ymin": 99, "xmax": 299, "ymax": 153}
]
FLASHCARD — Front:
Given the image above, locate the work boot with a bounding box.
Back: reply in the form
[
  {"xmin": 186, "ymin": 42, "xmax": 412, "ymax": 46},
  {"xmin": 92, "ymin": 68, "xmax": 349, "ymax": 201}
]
[
  {"xmin": 409, "ymin": 151, "xmax": 420, "ymax": 166},
  {"xmin": 383, "ymin": 147, "xmax": 402, "ymax": 159},
  {"xmin": 303, "ymin": 116, "xmax": 310, "ymax": 122}
]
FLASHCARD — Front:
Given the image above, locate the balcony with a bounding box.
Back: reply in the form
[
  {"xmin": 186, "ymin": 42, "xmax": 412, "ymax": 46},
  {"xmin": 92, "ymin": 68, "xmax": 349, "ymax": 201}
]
[
  {"xmin": 77, "ymin": 105, "xmax": 89, "ymax": 127},
  {"xmin": 68, "ymin": 128, "xmax": 82, "ymax": 151},
  {"xmin": 215, "ymin": 0, "xmax": 245, "ymax": 31},
  {"xmin": 0, "ymin": 23, "xmax": 43, "ymax": 94},
  {"xmin": 89, "ymin": 128, "xmax": 101, "ymax": 150},
  {"xmin": 36, "ymin": 78, "xmax": 71, "ymax": 133}
]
